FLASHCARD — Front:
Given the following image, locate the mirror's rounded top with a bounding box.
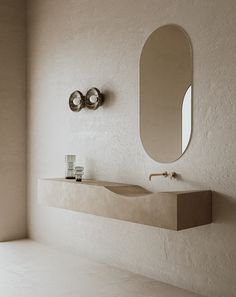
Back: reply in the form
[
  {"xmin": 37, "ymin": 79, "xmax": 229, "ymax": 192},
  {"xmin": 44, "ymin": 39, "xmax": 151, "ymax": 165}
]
[{"xmin": 140, "ymin": 24, "xmax": 192, "ymax": 163}]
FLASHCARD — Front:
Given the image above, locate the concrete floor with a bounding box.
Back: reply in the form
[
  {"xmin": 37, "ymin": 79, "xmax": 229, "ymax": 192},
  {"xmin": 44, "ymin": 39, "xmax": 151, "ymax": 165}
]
[{"xmin": 0, "ymin": 240, "xmax": 203, "ymax": 297}]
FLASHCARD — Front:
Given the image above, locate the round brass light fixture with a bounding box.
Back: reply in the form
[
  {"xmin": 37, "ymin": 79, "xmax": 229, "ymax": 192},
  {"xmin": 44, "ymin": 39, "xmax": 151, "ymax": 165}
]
[
  {"xmin": 69, "ymin": 90, "xmax": 85, "ymax": 112},
  {"xmin": 85, "ymin": 88, "xmax": 104, "ymax": 110},
  {"xmin": 69, "ymin": 88, "xmax": 104, "ymax": 112}
]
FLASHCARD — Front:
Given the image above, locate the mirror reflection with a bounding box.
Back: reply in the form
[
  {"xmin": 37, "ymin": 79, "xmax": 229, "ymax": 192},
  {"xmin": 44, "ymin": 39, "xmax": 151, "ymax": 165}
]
[{"xmin": 140, "ymin": 25, "xmax": 192, "ymax": 163}]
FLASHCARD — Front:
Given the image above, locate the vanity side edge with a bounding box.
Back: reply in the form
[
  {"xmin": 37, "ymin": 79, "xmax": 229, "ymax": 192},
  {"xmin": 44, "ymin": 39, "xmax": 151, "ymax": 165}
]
[{"xmin": 177, "ymin": 191, "xmax": 212, "ymax": 230}]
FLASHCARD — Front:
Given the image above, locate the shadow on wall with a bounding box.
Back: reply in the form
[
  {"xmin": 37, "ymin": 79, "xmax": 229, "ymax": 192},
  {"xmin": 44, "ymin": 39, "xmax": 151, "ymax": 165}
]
[
  {"xmin": 102, "ymin": 89, "xmax": 116, "ymax": 108},
  {"xmin": 175, "ymin": 174, "xmax": 209, "ymax": 189},
  {"xmin": 212, "ymin": 191, "xmax": 236, "ymax": 225}
]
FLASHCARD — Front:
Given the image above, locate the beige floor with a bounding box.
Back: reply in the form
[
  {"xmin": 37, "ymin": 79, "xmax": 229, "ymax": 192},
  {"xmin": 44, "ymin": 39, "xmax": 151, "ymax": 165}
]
[{"xmin": 0, "ymin": 240, "xmax": 203, "ymax": 297}]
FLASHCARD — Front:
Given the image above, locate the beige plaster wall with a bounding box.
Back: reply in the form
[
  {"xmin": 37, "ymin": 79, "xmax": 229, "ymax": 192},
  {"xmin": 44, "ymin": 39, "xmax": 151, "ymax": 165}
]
[
  {"xmin": 0, "ymin": 0, "xmax": 27, "ymax": 241},
  {"xmin": 27, "ymin": 0, "xmax": 236, "ymax": 296}
]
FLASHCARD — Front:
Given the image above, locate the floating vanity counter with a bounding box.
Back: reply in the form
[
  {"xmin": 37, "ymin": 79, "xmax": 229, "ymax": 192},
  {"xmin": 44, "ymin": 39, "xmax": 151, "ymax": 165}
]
[{"xmin": 38, "ymin": 178, "xmax": 212, "ymax": 230}]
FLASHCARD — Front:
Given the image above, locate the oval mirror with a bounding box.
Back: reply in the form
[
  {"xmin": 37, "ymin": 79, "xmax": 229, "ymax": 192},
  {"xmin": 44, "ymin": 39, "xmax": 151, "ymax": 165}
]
[{"xmin": 140, "ymin": 24, "xmax": 192, "ymax": 163}]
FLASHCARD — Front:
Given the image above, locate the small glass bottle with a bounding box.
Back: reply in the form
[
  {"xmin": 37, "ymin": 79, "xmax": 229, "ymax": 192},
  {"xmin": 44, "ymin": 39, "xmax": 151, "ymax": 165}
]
[{"xmin": 65, "ymin": 155, "xmax": 76, "ymax": 179}]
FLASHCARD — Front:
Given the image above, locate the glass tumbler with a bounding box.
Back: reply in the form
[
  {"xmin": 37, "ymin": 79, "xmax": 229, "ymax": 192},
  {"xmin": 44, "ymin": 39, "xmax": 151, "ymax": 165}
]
[
  {"xmin": 74, "ymin": 166, "xmax": 84, "ymax": 182},
  {"xmin": 65, "ymin": 155, "xmax": 76, "ymax": 179}
]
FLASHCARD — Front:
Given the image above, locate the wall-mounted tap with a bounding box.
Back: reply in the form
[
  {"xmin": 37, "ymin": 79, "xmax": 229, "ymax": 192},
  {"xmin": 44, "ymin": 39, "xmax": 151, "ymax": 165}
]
[{"xmin": 149, "ymin": 171, "xmax": 177, "ymax": 181}]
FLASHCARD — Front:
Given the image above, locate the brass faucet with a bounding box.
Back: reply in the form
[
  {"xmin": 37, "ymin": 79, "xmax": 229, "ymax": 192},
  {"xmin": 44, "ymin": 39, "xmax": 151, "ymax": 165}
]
[{"xmin": 149, "ymin": 171, "xmax": 177, "ymax": 181}]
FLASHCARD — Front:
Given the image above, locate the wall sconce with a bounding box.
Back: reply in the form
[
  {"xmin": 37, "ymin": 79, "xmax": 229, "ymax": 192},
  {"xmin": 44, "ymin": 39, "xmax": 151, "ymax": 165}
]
[
  {"xmin": 69, "ymin": 90, "xmax": 85, "ymax": 112},
  {"xmin": 69, "ymin": 88, "xmax": 104, "ymax": 112}
]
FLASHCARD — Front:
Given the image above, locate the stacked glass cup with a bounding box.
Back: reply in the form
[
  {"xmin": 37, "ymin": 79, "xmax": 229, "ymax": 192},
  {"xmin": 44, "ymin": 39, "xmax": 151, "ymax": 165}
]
[
  {"xmin": 74, "ymin": 166, "xmax": 84, "ymax": 182},
  {"xmin": 65, "ymin": 155, "xmax": 76, "ymax": 179},
  {"xmin": 65, "ymin": 155, "xmax": 84, "ymax": 181}
]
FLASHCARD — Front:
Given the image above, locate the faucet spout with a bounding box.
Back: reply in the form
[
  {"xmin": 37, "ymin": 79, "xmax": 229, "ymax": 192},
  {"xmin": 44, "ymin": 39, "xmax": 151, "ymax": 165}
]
[{"xmin": 149, "ymin": 171, "xmax": 177, "ymax": 181}]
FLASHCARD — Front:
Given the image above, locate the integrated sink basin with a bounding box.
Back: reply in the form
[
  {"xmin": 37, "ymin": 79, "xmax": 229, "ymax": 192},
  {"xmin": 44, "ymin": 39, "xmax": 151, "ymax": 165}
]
[
  {"xmin": 65, "ymin": 179, "xmax": 151, "ymax": 196},
  {"xmin": 38, "ymin": 178, "xmax": 212, "ymax": 230}
]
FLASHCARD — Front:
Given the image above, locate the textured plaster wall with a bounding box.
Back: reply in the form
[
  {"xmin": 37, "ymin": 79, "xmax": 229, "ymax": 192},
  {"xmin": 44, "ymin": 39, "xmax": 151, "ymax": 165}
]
[
  {"xmin": 0, "ymin": 0, "xmax": 27, "ymax": 241},
  {"xmin": 27, "ymin": 0, "xmax": 236, "ymax": 296}
]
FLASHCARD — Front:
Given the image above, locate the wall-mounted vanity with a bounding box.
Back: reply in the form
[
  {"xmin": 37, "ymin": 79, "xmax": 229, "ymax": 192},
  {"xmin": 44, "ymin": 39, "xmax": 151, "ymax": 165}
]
[{"xmin": 38, "ymin": 178, "xmax": 212, "ymax": 231}]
